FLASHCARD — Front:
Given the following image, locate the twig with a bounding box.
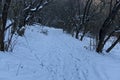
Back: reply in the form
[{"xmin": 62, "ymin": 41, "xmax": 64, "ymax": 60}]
[{"xmin": 16, "ymin": 63, "xmax": 21, "ymax": 76}]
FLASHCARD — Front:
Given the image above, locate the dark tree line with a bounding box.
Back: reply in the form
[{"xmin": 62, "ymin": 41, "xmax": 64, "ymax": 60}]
[
  {"xmin": 0, "ymin": 0, "xmax": 120, "ymax": 53},
  {"xmin": 0, "ymin": 0, "xmax": 51, "ymax": 51},
  {"xmin": 39, "ymin": 0, "xmax": 120, "ymax": 53}
]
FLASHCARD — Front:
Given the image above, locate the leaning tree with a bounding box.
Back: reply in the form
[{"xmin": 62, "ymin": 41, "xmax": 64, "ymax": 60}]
[{"xmin": 96, "ymin": 0, "xmax": 120, "ymax": 53}]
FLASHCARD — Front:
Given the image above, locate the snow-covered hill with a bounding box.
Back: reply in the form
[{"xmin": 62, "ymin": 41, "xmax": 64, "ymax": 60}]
[{"xmin": 0, "ymin": 25, "xmax": 120, "ymax": 80}]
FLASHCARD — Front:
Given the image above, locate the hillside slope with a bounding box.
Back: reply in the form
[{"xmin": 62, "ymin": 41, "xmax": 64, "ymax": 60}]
[{"xmin": 0, "ymin": 25, "xmax": 120, "ymax": 80}]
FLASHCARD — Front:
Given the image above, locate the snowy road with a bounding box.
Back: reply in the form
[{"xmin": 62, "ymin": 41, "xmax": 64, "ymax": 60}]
[{"xmin": 0, "ymin": 25, "xmax": 120, "ymax": 80}]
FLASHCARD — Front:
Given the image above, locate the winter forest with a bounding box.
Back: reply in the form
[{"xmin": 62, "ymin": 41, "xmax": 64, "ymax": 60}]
[{"xmin": 0, "ymin": 0, "xmax": 120, "ymax": 80}]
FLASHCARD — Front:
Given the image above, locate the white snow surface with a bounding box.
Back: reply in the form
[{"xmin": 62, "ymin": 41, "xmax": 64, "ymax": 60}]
[{"xmin": 0, "ymin": 25, "xmax": 120, "ymax": 80}]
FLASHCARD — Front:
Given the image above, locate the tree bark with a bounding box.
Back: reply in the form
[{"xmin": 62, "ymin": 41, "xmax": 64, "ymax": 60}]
[
  {"xmin": 106, "ymin": 35, "xmax": 120, "ymax": 53},
  {"xmin": 96, "ymin": 1, "xmax": 120, "ymax": 53},
  {"xmin": 0, "ymin": 0, "xmax": 11, "ymax": 51}
]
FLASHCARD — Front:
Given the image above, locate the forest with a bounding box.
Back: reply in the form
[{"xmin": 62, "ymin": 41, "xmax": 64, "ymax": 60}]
[
  {"xmin": 1, "ymin": 0, "xmax": 120, "ymax": 80},
  {"xmin": 0, "ymin": 0, "xmax": 120, "ymax": 53}
]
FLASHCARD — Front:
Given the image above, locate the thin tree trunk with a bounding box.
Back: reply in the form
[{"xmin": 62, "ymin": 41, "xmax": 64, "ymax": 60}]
[
  {"xmin": 106, "ymin": 35, "xmax": 120, "ymax": 53},
  {"xmin": 80, "ymin": 0, "xmax": 92, "ymax": 41},
  {"xmin": 75, "ymin": 30, "xmax": 79, "ymax": 39},
  {"xmin": 109, "ymin": 0, "xmax": 113, "ymax": 14}
]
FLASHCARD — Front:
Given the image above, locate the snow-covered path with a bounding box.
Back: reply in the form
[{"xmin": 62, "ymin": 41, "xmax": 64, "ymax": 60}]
[{"xmin": 0, "ymin": 25, "xmax": 120, "ymax": 80}]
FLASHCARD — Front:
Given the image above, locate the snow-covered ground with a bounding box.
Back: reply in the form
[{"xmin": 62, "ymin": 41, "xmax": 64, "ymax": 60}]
[{"xmin": 0, "ymin": 25, "xmax": 120, "ymax": 80}]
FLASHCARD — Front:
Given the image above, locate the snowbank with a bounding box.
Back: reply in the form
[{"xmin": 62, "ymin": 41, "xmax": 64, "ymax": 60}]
[{"xmin": 0, "ymin": 25, "xmax": 120, "ymax": 80}]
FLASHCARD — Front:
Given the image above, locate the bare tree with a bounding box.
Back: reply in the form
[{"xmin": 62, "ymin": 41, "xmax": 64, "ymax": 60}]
[
  {"xmin": 0, "ymin": 0, "xmax": 11, "ymax": 51},
  {"xmin": 0, "ymin": 0, "xmax": 51, "ymax": 52},
  {"xmin": 106, "ymin": 33, "xmax": 120, "ymax": 53},
  {"xmin": 96, "ymin": 1, "xmax": 120, "ymax": 53},
  {"xmin": 75, "ymin": 0, "xmax": 101, "ymax": 41}
]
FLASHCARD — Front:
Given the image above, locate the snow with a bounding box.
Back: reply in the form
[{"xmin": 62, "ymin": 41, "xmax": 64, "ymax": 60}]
[
  {"xmin": 30, "ymin": 8, "xmax": 37, "ymax": 11},
  {"xmin": 26, "ymin": 15, "xmax": 31, "ymax": 21},
  {"xmin": 38, "ymin": 5, "xmax": 43, "ymax": 10},
  {"xmin": 0, "ymin": 25, "xmax": 120, "ymax": 80},
  {"xmin": 24, "ymin": 5, "xmax": 30, "ymax": 11}
]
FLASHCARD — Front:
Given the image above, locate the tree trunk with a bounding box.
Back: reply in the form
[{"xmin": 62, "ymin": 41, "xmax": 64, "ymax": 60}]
[
  {"xmin": 75, "ymin": 30, "xmax": 79, "ymax": 39},
  {"xmin": 106, "ymin": 35, "xmax": 120, "ymax": 53},
  {"xmin": 96, "ymin": 1, "xmax": 120, "ymax": 53},
  {"xmin": 0, "ymin": 32, "xmax": 4, "ymax": 51},
  {"xmin": 0, "ymin": 0, "xmax": 11, "ymax": 51}
]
